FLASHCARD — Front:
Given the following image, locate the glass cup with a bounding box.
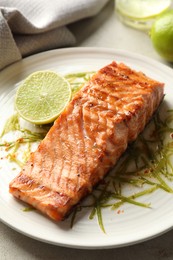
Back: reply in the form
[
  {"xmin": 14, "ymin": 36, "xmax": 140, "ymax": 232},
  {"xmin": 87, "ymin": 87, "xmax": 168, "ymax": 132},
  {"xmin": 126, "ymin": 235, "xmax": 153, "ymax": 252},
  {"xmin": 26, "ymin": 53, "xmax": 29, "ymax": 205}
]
[{"xmin": 115, "ymin": 0, "xmax": 172, "ymax": 30}]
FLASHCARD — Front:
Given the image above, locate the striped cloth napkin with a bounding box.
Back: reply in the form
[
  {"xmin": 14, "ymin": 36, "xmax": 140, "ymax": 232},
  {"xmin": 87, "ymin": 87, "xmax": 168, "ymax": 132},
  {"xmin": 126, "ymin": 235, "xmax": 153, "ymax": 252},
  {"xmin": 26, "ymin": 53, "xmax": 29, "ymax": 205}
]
[{"xmin": 0, "ymin": 0, "xmax": 109, "ymax": 70}]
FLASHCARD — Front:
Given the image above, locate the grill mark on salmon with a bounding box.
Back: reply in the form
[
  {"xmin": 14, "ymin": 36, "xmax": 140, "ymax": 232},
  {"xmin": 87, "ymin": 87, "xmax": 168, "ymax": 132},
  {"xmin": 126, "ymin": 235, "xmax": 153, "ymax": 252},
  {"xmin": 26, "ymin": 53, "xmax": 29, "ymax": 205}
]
[{"xmin": 9, "ymin": 61, "xmax": 164, "ymax": 221}]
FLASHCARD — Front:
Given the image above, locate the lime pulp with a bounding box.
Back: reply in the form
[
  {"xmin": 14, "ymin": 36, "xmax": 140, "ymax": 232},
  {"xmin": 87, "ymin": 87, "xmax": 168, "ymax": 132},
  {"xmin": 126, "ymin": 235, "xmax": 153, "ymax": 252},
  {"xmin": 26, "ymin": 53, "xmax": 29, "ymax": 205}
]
[{"xmin": 15, "ymin": 71, "xmax": 71, "ymax": 125}]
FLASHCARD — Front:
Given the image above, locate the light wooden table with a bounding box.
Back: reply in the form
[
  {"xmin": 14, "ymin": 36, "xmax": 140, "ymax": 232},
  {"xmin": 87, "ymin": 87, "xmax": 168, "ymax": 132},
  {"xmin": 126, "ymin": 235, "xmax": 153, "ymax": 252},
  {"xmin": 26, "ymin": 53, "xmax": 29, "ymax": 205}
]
[{"xmin": 1, "ymin": 1, "xmax": 173, "ymax": 259}]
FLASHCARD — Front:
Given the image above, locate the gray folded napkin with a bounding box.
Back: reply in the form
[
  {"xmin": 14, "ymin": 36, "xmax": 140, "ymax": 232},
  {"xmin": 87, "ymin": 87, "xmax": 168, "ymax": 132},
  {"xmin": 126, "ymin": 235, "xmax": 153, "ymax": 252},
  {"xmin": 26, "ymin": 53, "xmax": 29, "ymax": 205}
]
[{"xmin": 0, "ymin": 0, "xmax": 109, "ymax": 71}]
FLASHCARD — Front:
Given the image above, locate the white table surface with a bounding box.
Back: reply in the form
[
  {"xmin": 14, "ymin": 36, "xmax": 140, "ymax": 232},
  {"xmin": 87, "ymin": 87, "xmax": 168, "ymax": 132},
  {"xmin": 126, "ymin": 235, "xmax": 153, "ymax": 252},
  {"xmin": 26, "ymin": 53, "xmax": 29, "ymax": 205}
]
[{"xmin": 1, "ymin": 1, "xmax": 173, "ymax": 259}]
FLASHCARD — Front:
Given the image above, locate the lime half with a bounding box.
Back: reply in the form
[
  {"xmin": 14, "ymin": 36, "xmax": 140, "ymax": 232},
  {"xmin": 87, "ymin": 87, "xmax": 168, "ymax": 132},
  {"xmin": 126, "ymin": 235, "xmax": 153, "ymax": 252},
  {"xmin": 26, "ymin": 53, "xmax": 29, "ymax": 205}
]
[{"xmin": 15, "ymin": 71, "xmax": 71, "ymax": 125}]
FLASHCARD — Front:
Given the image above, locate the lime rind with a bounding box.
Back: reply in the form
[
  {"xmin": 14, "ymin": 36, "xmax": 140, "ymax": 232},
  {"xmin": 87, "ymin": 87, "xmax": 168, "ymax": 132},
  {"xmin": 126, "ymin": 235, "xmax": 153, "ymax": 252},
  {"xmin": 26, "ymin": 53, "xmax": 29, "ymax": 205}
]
[
  {"xmin": 15, "ymin": 71, "xmax": 71, "ymax": 125},
  {"xmin": 117, "ymin": 7, "xmax": 171, "ymax": 21}
]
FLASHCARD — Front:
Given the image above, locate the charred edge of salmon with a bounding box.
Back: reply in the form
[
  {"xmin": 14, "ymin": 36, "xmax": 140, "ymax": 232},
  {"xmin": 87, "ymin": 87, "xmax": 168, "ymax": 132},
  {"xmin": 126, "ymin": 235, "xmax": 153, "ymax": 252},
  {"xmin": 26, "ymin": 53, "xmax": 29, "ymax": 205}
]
[
  {"xmin": 9, "ymin": 61, "xmax": 164, "ymax": 222},
  {"xmin": 9, "ymin": 173, "xmax": 75, "ymax": 221}
]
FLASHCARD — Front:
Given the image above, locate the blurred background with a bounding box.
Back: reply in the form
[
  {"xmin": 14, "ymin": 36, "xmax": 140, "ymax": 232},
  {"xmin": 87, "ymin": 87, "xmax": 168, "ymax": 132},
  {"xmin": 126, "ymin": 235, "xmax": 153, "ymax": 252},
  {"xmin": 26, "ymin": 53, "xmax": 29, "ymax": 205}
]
[{"xmin": 70, "ymin": 0, "xmax": 173, "ymax": 67}]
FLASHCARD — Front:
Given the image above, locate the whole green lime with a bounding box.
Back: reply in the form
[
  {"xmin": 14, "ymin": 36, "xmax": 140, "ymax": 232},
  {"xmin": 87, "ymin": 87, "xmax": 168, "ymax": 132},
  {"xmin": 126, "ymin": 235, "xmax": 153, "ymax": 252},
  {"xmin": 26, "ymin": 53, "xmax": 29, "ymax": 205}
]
[{"xmin": 150, "ymin": 10, "xmax": 173, "ymax": 62}]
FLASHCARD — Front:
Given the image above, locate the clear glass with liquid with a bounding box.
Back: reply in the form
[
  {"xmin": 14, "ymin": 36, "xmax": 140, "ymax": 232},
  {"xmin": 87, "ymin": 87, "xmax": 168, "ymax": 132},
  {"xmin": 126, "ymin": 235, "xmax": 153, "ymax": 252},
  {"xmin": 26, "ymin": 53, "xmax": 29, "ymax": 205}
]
[{"xmin": 116, "ymin": 0, "xmax": 172, "ymax": 30}]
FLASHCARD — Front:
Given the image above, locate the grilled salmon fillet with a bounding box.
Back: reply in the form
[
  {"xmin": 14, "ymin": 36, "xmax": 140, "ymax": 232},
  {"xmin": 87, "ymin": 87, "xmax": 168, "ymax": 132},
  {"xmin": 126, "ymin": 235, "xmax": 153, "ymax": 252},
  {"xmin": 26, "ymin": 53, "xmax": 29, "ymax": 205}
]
[{"xmin": 9, "ymin": 61, "xmax": 164, "ymax": 221}]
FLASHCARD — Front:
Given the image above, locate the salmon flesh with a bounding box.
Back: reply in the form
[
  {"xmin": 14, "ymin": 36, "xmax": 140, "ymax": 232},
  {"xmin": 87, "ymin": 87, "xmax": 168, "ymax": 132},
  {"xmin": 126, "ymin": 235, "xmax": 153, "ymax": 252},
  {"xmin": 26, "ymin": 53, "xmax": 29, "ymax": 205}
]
[{"xmin": 9, "ymin": 61, "xmax": 164, "ymax": 221}]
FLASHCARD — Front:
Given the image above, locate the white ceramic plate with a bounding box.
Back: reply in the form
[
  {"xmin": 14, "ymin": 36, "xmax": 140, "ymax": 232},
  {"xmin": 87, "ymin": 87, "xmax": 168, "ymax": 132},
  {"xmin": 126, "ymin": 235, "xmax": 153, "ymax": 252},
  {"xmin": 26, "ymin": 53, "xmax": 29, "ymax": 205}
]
[{"xmin": 0, "ymin": 47, "xmax": 173, "ymax": 249}]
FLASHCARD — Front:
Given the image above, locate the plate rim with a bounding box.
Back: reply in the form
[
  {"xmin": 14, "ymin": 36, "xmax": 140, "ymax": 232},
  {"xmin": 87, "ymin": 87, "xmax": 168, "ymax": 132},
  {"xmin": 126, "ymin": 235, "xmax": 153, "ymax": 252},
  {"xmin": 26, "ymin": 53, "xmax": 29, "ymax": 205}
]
[{"xmin": 1, "ymin": 47, "xmax": 173, "ymax": 77}]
